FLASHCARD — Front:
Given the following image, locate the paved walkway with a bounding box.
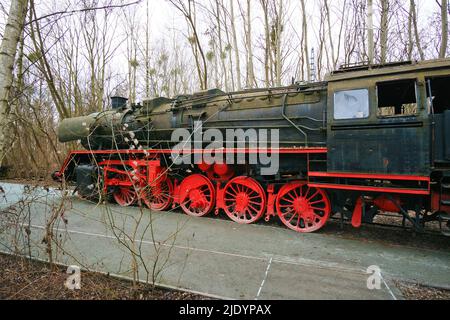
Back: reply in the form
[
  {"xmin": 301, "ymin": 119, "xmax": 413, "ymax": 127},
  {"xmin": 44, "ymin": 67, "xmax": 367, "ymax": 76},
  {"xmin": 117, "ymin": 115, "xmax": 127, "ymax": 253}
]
[{"xmin": 1, "ymin": 182, "xmax": 449, "ymax": 299}]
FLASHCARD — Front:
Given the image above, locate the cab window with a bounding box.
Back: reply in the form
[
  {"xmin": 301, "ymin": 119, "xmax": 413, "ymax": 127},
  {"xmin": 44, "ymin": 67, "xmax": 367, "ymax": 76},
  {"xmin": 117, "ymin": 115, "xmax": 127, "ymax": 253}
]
[
  {"xmin": 334, "ymin": 89, "xmax": 369, "ymax": 120},
  {"xmin": 377, "ymin": 79, "xmax": 417, "ymax": 117},
  {"xmin": 426, "ymin": 76, "xmax": 450, "ymax": 114}
]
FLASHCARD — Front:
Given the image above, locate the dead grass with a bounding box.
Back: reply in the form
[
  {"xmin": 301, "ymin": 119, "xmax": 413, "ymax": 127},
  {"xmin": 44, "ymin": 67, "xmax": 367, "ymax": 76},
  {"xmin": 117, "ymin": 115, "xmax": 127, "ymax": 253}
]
[
  {"xmin": 394, "ymin": 280, "xmax": 450, "ymax": 300},
  {"xmin": 0, "ymin": 253, "xmax": 209, "ymax": 300}
]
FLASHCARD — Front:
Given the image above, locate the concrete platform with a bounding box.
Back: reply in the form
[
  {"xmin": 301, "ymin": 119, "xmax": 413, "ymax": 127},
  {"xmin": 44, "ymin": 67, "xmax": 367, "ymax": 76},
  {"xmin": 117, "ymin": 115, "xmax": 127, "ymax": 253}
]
[{"xmin": 1, "ymin": 182, "xmax": 449, "ymax": 299}]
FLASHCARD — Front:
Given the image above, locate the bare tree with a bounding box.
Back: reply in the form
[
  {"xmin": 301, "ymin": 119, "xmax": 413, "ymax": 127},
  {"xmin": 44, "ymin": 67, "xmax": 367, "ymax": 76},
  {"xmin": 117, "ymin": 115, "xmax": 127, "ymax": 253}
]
[
  {"xmin": 273, "ymin": 0, "xmax": 284, "ymax": 86},
  {"xmin": 229, "ymin": 0, "xmax": 241, "ymax": 90},
  {"xmin": 168, "ymin": 0, "xmax": 208, "ymax": 90},
  {"xmin": 380, "ymin": 0, "xmax": 389, "ymax": 63},
  {"xmin": 0, "ymin": 0, "xmax": 29, "ymax": 167},
  {"xmin": 240, "ymin": 0, "xmax": 257, "ymax": 88},
  {"xmin": 260, "ymin": 0, "xmax": 272, "ymax": 87},
  {"xmin": 408, "ymin": 0, "xmax": 425, "ymax": 60},
  {"xmin": 367, "ymin": 0, "xmax": 374, "ymax": 65},
  {"xmin": 212, "ymin": 0, "xmax": 229, "ymax": 91},
  {"xmin": 439, "ymin": 0, "xmax": 449, "ymax": 58},
  {"xmin": 300, "ymin": 0, "xmax": 310, "ymax": 81},
  {"xmin": 145, "ymin": 0, "xmax": 150, "ymax": 97},
  {"xmin": 324, "ymin": 0, "xmax": 336, "ymax": 69}
]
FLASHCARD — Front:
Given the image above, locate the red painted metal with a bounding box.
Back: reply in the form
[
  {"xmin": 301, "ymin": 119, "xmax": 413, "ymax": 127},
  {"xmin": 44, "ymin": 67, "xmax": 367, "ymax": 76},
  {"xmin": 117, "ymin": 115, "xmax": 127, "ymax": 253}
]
[
  {"xmin": 308, "ymin": 183, "xmax": 430, "ymax": 195},
  {"xmin": 141, "ymin": 178, "xmax": 173, "ymax": 211},
  {"xmin": 101, "ymin": 158, "xmax": 174, "ymax": 211},
  {"xmin": 222, "ymin": 176, "xmax": 266, "ymax": 224},
  {"xmin": 265, "ymin": 184, "xmax": 277, "ymax": 222},
  {"xmin": 213, "ymin": 163, "xmax": 230, "ymax": 176},
  {"xmin": 215, "ymin": 182, "xmax": 225, "ymax": 216},
  {"xmin": 373, "ymin": 195, "xmax": 401, "ymax": 213},
  {"xmin": 141, "ymin": 161, "xmax": 172, "ymax": 211},
  {"xmin": 198, "ymin": 162, "xmax": 212, "ymax": 172},
  {"xmin": 431, "ymin": 191, "xmax": 441, "ymax": 213},
  {"xmin": 178, "ymin": 174, "xmax": 215, "ymax": 217},
  {"xmin": 352, "ymin": 197, "xmax": 363, "ymax": 228},
  {"xmin": 276, "ymin": 182, "xmax": 331, "ymax": 233},
  {"xmin": 308, "ymin": 171, "xmax": 430, "ymax": 182},
  {"xmin": 56, "ymin": 147, "xmax": 328, "ymax": 178},
  {"xmin": 112, "ymin": 173, "xmax": 137, "ymax": 207}
]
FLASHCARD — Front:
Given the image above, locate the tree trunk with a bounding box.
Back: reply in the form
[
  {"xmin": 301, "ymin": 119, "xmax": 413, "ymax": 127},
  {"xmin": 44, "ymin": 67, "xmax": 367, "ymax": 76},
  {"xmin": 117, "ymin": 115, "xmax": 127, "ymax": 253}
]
[
  {"xmin": 410, "ymin": 0, "xmax": 425, "ymax": 60},
  {"xmin": 367, "ymin": 0, "xmax": 374, "ymax": 65},
  {"xmin": 229, "ymin": 0, "xmax": 241, "ymax": 90},
  {"xmin": 146, "ymin": 0, "xmax": 150, "ymax": 97},
  {"xmin": 275, "ymin": 0, "xmax": 283, "ymax": 86},
  {"xmin": 408, "ymin": 0, "xmax": 414, "ymax": 60},
  {"xmin": 215, "ymin": 0, "xmax": 229, "ymax": 91},
  {"xmin": 221, "ymin": 0, "xmax": 235, "ymax": 90},
  {"xmin": 261, "ymin": 0, "xmax": 271, "ymax": 87},
  {"xmin": 300, "ymin": 0, "xmax": 310, "ymax": 81},
  {"xmin": 244, "ymin": 0, "xmax": 256, "ymax": 88},
  {"xmin": 440, "ymin": 0, "xmax": 449, "ymax": 58},
  {"xmin": 324, "ymin": 0, "xmax": 336, "ymax": 69},
  {"xmin": 380, "ymin": 0, "xmax": 389, "ymax": 63},
  {"xmin": 0, "ymin": 0, "xmax": 28, "ymax": 166}
]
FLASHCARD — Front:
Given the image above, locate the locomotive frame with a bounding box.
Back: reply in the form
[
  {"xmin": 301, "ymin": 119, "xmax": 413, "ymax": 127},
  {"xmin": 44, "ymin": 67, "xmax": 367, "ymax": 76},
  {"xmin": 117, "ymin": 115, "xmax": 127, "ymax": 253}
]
[{"xmin": 54, "ymin": 58, "xmax": 450, "ymax": 235}]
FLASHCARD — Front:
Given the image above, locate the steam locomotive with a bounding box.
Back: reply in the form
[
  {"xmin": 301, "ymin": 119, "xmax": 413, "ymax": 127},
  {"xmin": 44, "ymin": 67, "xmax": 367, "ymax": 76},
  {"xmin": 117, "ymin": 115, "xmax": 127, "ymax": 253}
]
[{"xmin": 54, "ymin": 59, "xmax": 450, "ymax": 235}]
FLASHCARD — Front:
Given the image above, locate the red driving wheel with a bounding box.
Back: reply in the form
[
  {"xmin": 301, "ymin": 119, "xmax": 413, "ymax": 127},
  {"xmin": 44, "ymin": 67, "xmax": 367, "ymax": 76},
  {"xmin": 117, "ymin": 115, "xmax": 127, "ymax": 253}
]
[
  {"xmin": 112, "ymin": 173, "xmax": 137, "ymax": 207},
  {"xmin": 141, "ymin": 177, "xmax": 173, "ymax": 211},
  {"xmin": 223, "ymin": 176, "xmax": 266, "ymax": 224},
  {"xmin": 179, "ymin": 174, "xmax": 215, "ymax": 217},
  {"xmin": 276, "ymin": 182, "xmax": 330, "ymax": 233}
]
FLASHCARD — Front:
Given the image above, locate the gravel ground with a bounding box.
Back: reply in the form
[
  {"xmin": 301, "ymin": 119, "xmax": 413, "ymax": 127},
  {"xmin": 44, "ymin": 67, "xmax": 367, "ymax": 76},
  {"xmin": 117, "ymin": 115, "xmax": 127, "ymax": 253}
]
[
  {"xmin": 319, "ymin": 219, "xmax": 450, "ymax": 252},
  {"xmin": 394, "ymin": 280, "xmax": 450, "ymax": 300},
  {"xmin": 0, "ymin": 253, "xmax": 208, "ymax": 300}
]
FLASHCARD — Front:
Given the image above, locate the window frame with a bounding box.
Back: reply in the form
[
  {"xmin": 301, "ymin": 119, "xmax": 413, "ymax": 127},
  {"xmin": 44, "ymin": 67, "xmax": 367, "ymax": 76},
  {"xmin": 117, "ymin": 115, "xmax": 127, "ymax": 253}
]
[
  {"xmin": 375, "ymin": 78, "xmax": 419, "ymax": 119},
  {"xmin": 333, "ymin": 88, "xmax": 370, "ymax": 121}
]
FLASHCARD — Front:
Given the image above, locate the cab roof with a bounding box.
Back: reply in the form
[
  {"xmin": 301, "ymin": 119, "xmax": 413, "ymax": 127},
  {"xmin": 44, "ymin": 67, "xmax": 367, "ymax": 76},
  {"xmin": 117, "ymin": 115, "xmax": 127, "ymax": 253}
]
[{"xmin": 325, "ymin": 58, "xmax": 450, "ymax": 82}]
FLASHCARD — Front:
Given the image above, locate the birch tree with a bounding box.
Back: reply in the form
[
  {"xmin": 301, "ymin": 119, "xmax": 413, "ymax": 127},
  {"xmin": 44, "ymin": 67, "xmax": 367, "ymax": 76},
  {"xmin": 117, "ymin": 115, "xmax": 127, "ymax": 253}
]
[{"xmin": 0, "ymin": 0, "xmax": 29, "ymax": 166}]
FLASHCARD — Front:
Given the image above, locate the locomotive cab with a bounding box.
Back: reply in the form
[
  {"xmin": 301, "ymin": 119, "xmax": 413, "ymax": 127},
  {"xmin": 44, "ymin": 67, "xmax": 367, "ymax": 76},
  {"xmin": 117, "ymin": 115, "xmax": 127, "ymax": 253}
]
[
  {"xmin": 326, "ymin": 59, "xmax": 450, "ymax": 176},
  {"xmin": 319, "ymin": 59, "xmax": 450, "ymax": 233}
]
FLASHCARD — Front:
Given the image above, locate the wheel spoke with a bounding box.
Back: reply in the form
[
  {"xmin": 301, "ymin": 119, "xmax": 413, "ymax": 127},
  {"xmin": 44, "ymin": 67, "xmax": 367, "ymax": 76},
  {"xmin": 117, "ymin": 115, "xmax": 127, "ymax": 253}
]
[
  {"xmin": 142, "ymin": 178, "xmax": 173, "ymax": 211},
  {"xmin": 179, "ymin": 175, "xmax": 214, "ymax": 217},
  {"xmin": 276, "ymin": 183, "xmax": 330, "ymax": 233},
  {"xmin": 287, "ymin": 212, "xmax": 297, "ymax": 224},
  {"xmin": 222, "ymin": 177, "xmax": 266, "ymax": 224},
  {"xmin": 307, "ymin": 190, "xmax": 320, "ymax": 201},
  {"xmin": 113, "ymin": 174, "xmax": 137, "ymax": 207}
]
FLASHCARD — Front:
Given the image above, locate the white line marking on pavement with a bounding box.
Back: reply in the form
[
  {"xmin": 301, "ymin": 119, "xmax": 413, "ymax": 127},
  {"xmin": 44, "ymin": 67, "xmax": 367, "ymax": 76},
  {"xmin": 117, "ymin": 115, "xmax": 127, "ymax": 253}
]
[
  {"xmin": 26, "ymin": 223, "xmax": 372, "ymax": 275},
  {"xmin": 381, "ymin": 273, "xmax": 397, "ymax": 300},
  {"xmin": 255, "ymin": 257, "xmax": 273, "ymax": 300},
  {"xmin": 28, "ymin": 224, "xmax": 268, "ymax": 261}
]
